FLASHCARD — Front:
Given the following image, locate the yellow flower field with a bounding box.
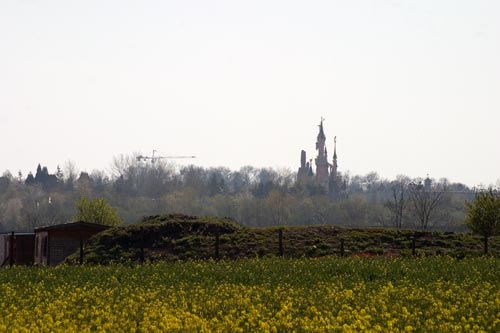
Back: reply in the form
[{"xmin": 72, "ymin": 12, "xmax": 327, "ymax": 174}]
[{"xmin": 0, "ymin": 257, "xmax": 498, "ymax": 332}]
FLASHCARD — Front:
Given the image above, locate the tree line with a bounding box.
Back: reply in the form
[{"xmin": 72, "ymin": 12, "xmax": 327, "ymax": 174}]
[{"xmin": 0, "ymin": 154, "xmax": 495, "ymax": 233}]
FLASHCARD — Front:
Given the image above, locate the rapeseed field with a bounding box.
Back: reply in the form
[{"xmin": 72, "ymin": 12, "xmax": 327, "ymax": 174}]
[{"xmin": 0, "ymin": 257, "xmax": 498, "ymax": 332}]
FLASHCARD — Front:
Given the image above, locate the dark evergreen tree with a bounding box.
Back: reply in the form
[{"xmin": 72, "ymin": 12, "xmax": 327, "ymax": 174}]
[
  {"xmin": 43, "ymin": 175, "xmax": 59, "ymax": 191},
  {"xmin": 55, "ymin": 165, "xmax": 64, "ymax": 183},
  {"xmin": 35, "ymin": 164, "xmax": 43, "ymax": 182},
  {"xmin": 25, "ymin": 172, "xmax": 36, "ymax": 185},
  {"xmin": 0, "ymin": 176, "xmax": 10, "ymax": 193}
]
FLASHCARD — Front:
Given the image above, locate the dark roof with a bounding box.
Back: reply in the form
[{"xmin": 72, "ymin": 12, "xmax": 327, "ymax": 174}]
[
  {"xmin": 0, "ymin": 232, "xmax": 35, "ymax": 236},
  {"xmin": 35, "ymin": 221, "xmax": 110, "ymax": 232}
]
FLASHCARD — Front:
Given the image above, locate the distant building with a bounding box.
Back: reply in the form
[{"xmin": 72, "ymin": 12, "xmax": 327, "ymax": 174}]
[
  {"xmin": 424, "ymin": 175, "xmax": 432, "ymax": 191},
  {"xmin": 297, "ymin": 119, "xmax": 344, "ymax": 198},
  {"xmin": 297, "ymin": 150, "xmax": 313, "ymax": 183},
  {"xmin": 34, "ymin": 221, "xmax": 109, "ymax": 266}
]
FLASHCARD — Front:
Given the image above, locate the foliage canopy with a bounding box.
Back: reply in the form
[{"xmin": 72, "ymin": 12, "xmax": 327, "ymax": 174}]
[
  {"xmin": 465, "ymin": 189, "xmax": 500, "ymax": 254},
  {"xmin": 75, "ymin": 197, "xmax": 123, "ymax": 227}
]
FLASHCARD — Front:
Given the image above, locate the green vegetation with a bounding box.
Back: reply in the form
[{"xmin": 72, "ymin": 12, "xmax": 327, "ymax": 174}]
[
  {"xmin": 75, "ymin": 197, "xmax": 123, "ymax": 227},
  {"xmin": 0, "ymin": 257, "xmax": 499, "ymax": 332},
  {"xmin": 465, "ymin": 189, "xmax": 500, "ymax": 254},
  {"xmin": 73, "ymin": 214, "xmax": 500, "ymax": 265}
]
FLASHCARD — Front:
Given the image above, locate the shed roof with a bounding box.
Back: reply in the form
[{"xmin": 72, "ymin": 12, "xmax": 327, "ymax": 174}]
[
  {"xmin": 0, "ymin": 232, "xmax": 35, "ymax": 236},
  {"xmin": 35, "ymin": 221, "xmax": 110, "ymax": 232}
]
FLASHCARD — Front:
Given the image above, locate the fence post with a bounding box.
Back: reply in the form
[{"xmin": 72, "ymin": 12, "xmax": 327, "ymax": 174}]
[
  {"xmin": 412, "ymin": 236, "xmax": 416, "ymax": 256},
  {"xmin": 79, "ymin": 233, "xmax": 84, "ymax": 265},
  {"xmin": 278, "ymin": 229, "xmax": 283, "ymax": 257},
  {"xmin": 340, "ymin": 239, "xmax": 345, "ymax": 257},
  {"xmin": 140, "ymin": 227, "xmax": 145, "ymax": 264},
  {"xmin": 215, "ymin": 230, "xmax": 220, "ymax": 260},
  {"xmin": 9, "ymin": 231, "xmax": 14, "ymax": 267}
]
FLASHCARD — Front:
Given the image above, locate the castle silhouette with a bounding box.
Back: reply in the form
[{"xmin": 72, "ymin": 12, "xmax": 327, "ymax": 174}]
[{"xmin": 297, "ymin": 118, "xmax": 345, "ymax": 198}]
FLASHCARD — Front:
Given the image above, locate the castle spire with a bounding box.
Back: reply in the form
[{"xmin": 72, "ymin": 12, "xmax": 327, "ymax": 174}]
[
  {"xmin": 333, "ymin": 136, "xmax": 337, "ymax": 160},
  {"xmin": 317, "ymin": 117, "xmax": 326, "ymax": 140},
  {"xmin": 329, "ymin": 135, "xmax": 339, "ymax": 198},
  {"xmin": 332, "ymin": 136, "xmax": 338, "ymax": 172},
  {"xmin": 315, "ymin": 117, "xmax": 329, "ymax": 192}
]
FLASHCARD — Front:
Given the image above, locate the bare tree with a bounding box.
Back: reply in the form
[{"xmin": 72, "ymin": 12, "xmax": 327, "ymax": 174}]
[
  {"xmin": 211, "ymin": 194, "xmax": 237, "ymax": 219},
  {"xmin": 266, "ymin": 189, "xmax": 290, "ymax": 226},
  {"xmin": 339, "ymin": 194, "xmax": 367, "ymax": 226},
  {"xmin": 1, "ymin": 198, "xmax": 23, "ymax": 231},
  {"xmin": 408, "ymin": 180, "xmax": 445, "ymax": 230},
  {"xmin": 275, "ymin": 167, "xmax": 294, "ymax": 190},
  {"xmin": 63, "ymin": 160, "xmax": 79, "ymax": 183},
  {"xmin": 20, "ymin": 185, "xmax": 45, "ymax": 231},
  {"xmin": 386, "ymin": 175, "xmax": 410, "ymax": 229},
  {"xmin": 364, "ymin": 171, "xmax": 381, "ymax": 192}
]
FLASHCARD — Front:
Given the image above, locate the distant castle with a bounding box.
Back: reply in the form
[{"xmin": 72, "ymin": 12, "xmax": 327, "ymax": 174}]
[{"xmin": 297, "ymin": 119, "xmax": 344, "ymax": 198}]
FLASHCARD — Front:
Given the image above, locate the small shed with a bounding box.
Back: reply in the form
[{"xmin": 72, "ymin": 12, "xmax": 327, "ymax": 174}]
[
  {"xmin": 0, "ymin": 232, "xmax": 35, "ymax": 266},
  {"xmin": 34, "ymin": 221, "xmax": 109, "ymax": 266}
]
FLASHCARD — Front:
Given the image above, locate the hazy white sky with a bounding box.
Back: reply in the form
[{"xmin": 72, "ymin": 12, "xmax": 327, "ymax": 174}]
[{"xmin": 1, "ymin": 0, "xmax": 499, "ymax": 187}]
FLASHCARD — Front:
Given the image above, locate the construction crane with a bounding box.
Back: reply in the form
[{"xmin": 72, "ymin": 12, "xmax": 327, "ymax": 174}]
[{"xmin": 136, "ymin": 150, "xmax": 196, "ymax": 163}]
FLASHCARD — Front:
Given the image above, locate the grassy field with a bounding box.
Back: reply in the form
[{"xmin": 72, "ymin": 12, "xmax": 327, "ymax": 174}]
[{"xmin": 0, "ymin": 257, "xmax": 499, "ymax": 332}]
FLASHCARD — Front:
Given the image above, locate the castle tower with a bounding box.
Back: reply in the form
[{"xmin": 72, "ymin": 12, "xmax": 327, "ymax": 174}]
[
  {"xmin": 297, "ymin": 119, "xmax": 343, "ymax": 197},
  {"xmin": 331, "ymin": 136, "xmax": 338, "ymax": 179},
  {"xmin": 315, "ymin": 118, "xmax": 329, "ymax": 192},
  {"xmin": 297, "ymin": 150, "xmax": 309, "ymax": 183},
  {"xmin": 329, "ymin": 136, "xmax": 339, "ymax": 196}
]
